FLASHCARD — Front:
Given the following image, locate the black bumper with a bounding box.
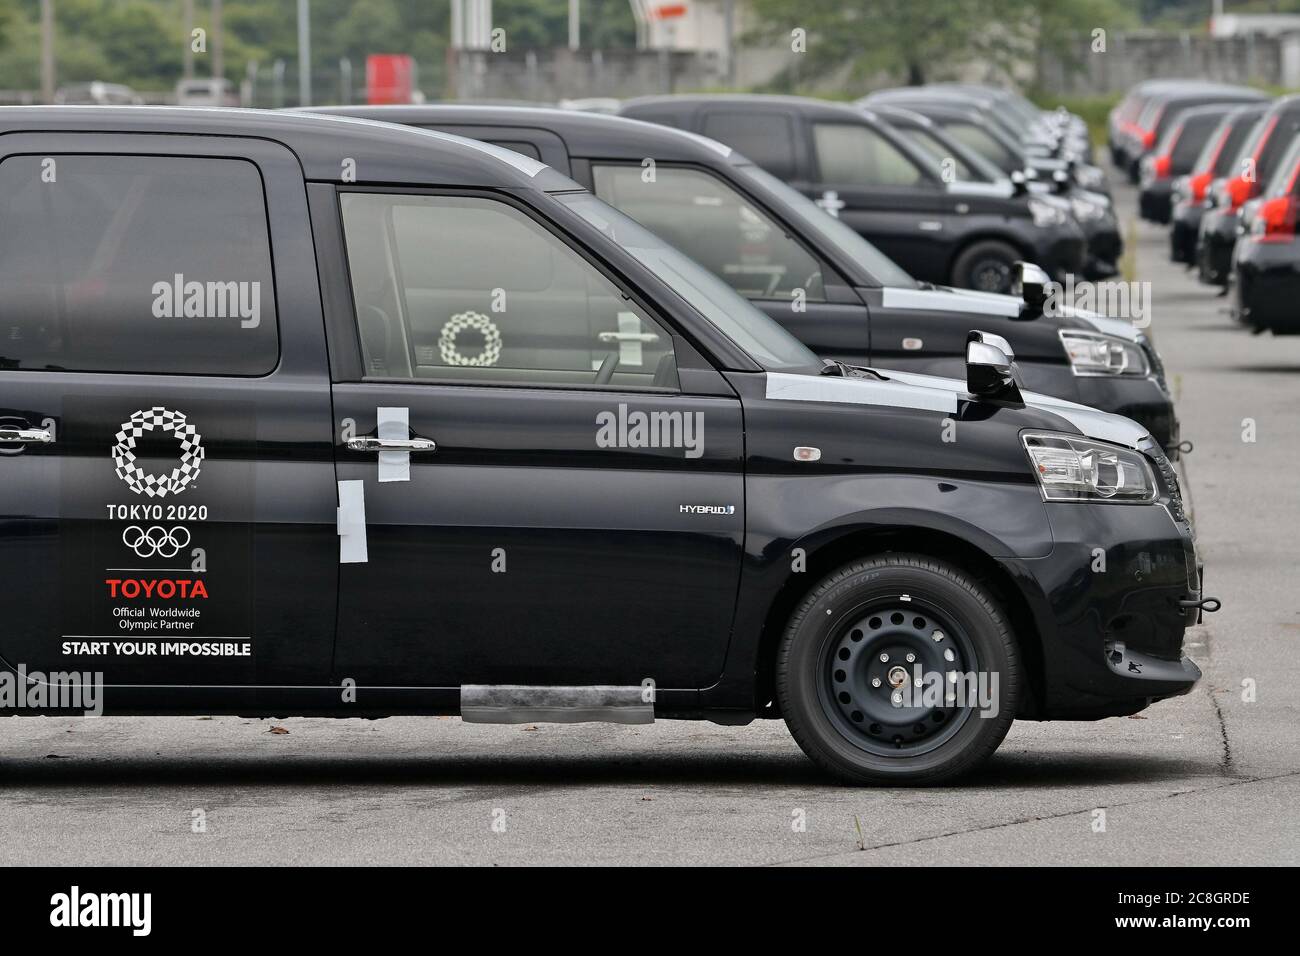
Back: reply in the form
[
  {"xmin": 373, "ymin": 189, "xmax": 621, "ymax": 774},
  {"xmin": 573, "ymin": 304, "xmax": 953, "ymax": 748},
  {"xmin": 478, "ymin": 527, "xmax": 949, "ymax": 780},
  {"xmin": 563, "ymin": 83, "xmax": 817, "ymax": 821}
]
[
  {"xmin": 1197, "ymin": 209, "xmax": 1238, "ymax": 286},
  {"xmin": 1139, "ymin": 180, "xmax": 1173, "ymax": 224},
  {"xmin": 1037, "ymin": 232, "xmax": 1088, "ymax": 283},
  {"xmin": 1233, "ymin": 236, "xmax": 1300, "ymax": 333},
  {"xmin": 1082, "ymin": 215, "xmax": 1123, "ymax": 277},
  {"xmin": 1013, "ymin": 496, "xmax": 1202, "ymax": 719},
  {"xmin": 1170, "ymin": 202, "xmax": 1203, "ymax": 264}
]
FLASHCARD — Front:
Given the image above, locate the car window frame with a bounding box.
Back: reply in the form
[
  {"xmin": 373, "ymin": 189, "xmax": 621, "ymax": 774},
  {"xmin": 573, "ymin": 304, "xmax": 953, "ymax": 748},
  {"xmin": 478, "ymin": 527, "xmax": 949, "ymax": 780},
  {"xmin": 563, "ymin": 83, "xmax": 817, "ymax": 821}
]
[
  {"xmin": 0, "ymin": 143, "xmax": 286, "ymax": 379},
  {"xmin": 587, "ymin": 159, "xmax": 851, "ymax": 303},
  {"xmin": 332, "ymin": 184, "xmax": 697, "ymax": 395},
  {"xmin": 810, "ymin": 120, "xmax": 937, "ymax": 190}
]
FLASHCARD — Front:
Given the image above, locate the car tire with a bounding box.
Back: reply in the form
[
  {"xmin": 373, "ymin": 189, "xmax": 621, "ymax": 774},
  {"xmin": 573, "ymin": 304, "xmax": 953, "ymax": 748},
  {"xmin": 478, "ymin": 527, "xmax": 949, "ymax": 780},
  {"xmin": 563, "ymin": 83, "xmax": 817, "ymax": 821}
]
[
  {"xmin": 776, "ymin": 554, "xmax": 1019, "ymax": 786},
  {"xmin": 950, "ymin": 240, "xmax": 1022, "ymax": 293}
]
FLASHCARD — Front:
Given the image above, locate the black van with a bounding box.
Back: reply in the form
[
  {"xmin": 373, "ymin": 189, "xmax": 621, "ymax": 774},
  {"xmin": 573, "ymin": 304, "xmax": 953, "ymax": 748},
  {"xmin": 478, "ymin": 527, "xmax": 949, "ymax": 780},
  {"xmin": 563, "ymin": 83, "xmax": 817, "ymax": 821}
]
[
  {"xmin": 873, "ymin": 103, "xmax": 1123, "ymax": 279},
  {"xmin": 617, "ymin": 94, "xmax": 1087, "ymax": 295},
  {"xmin": 859, "ymin": 90, "xmax": 1111, "ymax": 197},
  {"xmin": 308, "ymin": 105, "xmax": 1179, "ymax": 451},
  {"xmin": 0, "ymin": 107, "xmax": 1212, "ymax": 785}
]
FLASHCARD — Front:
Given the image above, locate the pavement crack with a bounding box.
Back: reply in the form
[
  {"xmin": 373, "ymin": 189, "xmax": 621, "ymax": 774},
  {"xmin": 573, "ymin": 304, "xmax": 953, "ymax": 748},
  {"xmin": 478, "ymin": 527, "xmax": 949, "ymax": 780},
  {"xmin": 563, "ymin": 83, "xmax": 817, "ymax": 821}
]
[
  {"xmin": 1207, "ymin": 685, "xmax": 1235, "ymax": 775},
  {"xmin": 766, "ymin": 768, "xmax": 1300, "ymax": 866}
]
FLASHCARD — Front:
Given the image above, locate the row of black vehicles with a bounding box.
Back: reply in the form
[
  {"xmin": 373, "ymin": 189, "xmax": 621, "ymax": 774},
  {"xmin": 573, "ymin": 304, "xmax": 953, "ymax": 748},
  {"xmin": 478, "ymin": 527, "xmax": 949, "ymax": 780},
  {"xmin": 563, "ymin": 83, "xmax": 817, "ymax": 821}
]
[
  {"xmin": 1118, "ymin": 80, "xmax": 1300, "ymax": 334},
  {"xmin": 0, "ymin": 86, "xmax": 1210, "ymax": 786}
]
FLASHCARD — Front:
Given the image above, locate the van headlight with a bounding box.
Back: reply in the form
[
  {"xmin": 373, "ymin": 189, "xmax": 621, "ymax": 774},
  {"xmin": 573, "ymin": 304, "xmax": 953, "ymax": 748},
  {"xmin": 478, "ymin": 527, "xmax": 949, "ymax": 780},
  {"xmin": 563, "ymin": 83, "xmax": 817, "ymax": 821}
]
[
  {"xmin": 1028, "ymin": 197, "xmax": 1069, "ymax": 227},
  {"xmin": 1070, "ymin": 197, "xmax": 1106, "ymax": 222},
  {"xmin": 1022, "ymin": 432, "xmax": 1157, "ymax": 502},
  {"xmin": 1059, "ymin": 329, "xmax": 1149, "ymax": 376}
]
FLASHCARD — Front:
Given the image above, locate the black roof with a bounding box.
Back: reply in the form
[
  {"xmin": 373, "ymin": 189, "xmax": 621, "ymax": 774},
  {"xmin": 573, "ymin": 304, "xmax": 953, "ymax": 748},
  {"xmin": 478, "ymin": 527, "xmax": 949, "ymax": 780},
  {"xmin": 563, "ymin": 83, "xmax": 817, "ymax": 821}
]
[
  {"xmin": 620, "ymin": 93, "xmax": 870, "ymax": 123},
  {"xmin": 0, "ymin": 105, "xmax": 578, "ymax": 190},
  {"xmin": 303, "ymin": 104, "xmax": 748, "ymax": 166}
]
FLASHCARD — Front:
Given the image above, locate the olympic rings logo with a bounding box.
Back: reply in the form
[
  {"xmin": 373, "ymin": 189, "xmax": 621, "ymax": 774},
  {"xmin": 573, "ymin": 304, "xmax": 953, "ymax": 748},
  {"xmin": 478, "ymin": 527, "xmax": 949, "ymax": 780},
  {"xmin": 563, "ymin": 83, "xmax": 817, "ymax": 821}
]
[{"xmin": 122, "ymin": 525, "xmax": 192, "ymax": 559}]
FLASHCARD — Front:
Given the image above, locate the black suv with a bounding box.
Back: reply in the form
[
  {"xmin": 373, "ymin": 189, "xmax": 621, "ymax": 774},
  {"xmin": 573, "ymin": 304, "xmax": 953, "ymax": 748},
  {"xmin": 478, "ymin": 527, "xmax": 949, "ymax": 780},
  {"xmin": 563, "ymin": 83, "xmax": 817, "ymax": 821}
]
[
  {"xmin": 0, "ymin": 107, "xmax": 1211, "ymax": 784},
  {"xmin": 617, "ymin": 94, "xmax": 1087, "ymax": 294},
  {"xmin": 309, "ymin": 105, "xmax": 1179, "ymax": 451}
]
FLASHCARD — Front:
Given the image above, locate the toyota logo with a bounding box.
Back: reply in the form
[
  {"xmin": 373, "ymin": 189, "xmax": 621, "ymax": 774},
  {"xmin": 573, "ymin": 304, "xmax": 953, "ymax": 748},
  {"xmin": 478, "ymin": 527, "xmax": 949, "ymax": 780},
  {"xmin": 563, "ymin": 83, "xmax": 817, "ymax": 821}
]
[{"xmin": 122, "ymin": 525, "xmax": 192, "ymax": 559}]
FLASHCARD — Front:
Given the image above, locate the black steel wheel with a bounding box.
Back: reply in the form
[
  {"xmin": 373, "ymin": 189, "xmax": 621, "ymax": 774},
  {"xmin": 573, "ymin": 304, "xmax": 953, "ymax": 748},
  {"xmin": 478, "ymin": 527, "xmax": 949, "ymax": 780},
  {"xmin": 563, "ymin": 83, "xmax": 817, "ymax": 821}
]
[{"xmin": 777, "ymin": 554, "xmax": 1019, "ymax": 786}]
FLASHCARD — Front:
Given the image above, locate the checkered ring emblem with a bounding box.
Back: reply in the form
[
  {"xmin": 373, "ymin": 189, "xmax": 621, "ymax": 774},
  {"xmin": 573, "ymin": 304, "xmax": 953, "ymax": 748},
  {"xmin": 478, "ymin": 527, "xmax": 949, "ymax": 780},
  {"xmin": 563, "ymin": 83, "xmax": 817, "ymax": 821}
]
[{"xmin": 112, "ymin": 407, "xmax": 205, "ymax": 498}]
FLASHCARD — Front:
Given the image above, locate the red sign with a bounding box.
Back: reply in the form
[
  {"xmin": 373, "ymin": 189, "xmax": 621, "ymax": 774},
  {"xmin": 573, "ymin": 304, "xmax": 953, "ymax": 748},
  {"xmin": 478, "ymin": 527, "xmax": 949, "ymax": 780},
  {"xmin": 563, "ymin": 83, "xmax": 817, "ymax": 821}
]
[
  {"xmin": 367, "ymin": 54, "xmax": 415, "ymax": 105},
  {"xmin": 652, "ymin": 4, "xmax": 687, "ymax": 19}
]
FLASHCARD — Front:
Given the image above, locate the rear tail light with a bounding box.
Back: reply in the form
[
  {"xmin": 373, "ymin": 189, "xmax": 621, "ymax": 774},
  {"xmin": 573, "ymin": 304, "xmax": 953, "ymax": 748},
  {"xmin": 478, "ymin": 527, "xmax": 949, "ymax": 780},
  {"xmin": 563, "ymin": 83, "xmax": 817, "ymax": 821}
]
[
  {"xmin": 1189, "ymin": 171, "xmax": 1213, "ymax": 203},
  {"xmin": 1141, "ymin": 128, "xmax": 1157, "ymax": 149},
  {"xmin": 1252, "ymin": 195, "xmax": 1297, "ymax": 241},
  {"xmin": 1223, "ymin": 175, "xmax": 1256, "ymax": 211},
  {"xmin": 1152, "ymin": 154, "xmax": 1172, "ymax": 178}
]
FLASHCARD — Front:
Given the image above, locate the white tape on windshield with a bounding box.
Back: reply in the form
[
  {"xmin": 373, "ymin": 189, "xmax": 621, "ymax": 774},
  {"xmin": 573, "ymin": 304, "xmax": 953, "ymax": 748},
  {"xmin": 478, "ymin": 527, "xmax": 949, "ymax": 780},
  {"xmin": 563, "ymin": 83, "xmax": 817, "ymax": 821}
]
[
  {"xmin": 338, "ymin": 480, "xmax": 369, "ymax": 564},
  {"xmin": 377, "ymin": 406, "xmax": 410, "ymax": 483}
]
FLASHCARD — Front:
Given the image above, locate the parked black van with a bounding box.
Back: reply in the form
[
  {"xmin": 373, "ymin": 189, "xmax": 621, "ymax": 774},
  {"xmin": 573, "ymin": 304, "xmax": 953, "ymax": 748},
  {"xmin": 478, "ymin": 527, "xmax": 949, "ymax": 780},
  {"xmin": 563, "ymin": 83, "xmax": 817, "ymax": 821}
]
[
  {"xmin": 858, "ymin": 89, "xmax": 1111, "ymax": 197},
  {"xmin": 617, "ymin": 94, "xmax": 1087, "ymax": 295},
  {"xmin": 0, "ymin": 107, "xmax": 1211, "ymax": 784},
  {"xmin": 309, "ymin": 105, "xmax": 1179, "ymax": 451},
  {"xmin": 873, "ymin": 103, "xmax": 1123, "ymax": 279}
]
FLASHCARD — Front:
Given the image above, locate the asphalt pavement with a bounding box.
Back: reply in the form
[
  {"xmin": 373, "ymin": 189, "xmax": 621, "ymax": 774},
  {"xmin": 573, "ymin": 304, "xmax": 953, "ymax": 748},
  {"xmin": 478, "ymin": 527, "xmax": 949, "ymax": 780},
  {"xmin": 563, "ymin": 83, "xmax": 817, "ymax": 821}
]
[{"xmin": 2, "ymin": 179, "xmax": 1298, "ymax": 866}]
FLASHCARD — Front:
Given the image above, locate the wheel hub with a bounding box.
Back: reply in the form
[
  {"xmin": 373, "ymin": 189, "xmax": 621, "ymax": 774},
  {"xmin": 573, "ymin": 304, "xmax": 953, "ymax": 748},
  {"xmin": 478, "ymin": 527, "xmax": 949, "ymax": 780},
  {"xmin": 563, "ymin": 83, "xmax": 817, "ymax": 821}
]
[{"xmin": 822, "ymin": 602, "xmax": 977, "ymax": 756}]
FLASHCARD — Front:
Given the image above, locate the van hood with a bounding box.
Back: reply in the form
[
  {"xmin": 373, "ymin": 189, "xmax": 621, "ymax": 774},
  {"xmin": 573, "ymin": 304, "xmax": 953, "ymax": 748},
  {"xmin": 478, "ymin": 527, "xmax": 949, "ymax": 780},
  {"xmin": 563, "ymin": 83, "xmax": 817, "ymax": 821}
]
[
  {"xmin": 765, "ymin": 366, "xmax": 1151, "ymax": 450},
  {"xmin": 881, "ymin": 285, "xmax": 1144, "ymax": 343}
]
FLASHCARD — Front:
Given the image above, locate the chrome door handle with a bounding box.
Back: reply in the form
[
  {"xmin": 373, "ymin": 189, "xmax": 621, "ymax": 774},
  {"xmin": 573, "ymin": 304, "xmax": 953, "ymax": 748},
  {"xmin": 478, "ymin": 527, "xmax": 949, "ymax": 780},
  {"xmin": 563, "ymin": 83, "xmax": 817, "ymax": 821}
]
[
  {"xmin": 598, "ymin": 331, "xmax": 660, "ymax": 343},
  {"xmin": 0, "ymin": 427, "xmax": 54, "ymax": 445},
  {"xmin": 346, "ymin": 437, "xmax": 437, "ymax": 453}
]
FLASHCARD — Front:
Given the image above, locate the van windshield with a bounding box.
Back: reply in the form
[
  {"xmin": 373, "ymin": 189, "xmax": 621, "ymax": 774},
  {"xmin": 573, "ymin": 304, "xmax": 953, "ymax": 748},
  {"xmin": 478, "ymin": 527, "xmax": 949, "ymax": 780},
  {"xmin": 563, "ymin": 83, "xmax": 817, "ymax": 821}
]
[
  {"xmin": 556, "ymin": 192, "xmax": 820, "ymax": 371},
  {"xmin": 735, "ymin": 164, "xmax": 918, "ymax": 289}
]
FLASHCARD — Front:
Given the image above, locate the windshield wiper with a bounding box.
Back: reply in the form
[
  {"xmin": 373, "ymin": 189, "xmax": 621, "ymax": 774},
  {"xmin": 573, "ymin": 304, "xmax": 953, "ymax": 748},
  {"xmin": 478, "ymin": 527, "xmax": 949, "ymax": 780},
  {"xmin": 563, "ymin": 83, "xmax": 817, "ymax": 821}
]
[{"xmin": 819, "ymin": 359, "xmax": 887, "ymax": 380}]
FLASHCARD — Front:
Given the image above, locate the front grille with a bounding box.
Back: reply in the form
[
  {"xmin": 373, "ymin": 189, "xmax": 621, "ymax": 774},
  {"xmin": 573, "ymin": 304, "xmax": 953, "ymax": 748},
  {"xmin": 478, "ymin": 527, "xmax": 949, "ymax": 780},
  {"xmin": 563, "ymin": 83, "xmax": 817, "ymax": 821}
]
[
  {"xmin": 1149, "ymin": 449, "xmax": 1187, "ymax": 523},
  {"xmin": 1138, "ymin": 334, "xmax": 1168, "ymax": 391}
]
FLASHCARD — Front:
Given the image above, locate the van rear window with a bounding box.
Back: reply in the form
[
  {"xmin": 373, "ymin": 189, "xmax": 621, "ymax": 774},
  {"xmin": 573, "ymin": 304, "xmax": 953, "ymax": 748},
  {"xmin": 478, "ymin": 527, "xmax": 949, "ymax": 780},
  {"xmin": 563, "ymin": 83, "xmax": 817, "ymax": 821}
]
[{"xmin": 0, "ymin": 154, "xmax": 278, "ymax": 376}]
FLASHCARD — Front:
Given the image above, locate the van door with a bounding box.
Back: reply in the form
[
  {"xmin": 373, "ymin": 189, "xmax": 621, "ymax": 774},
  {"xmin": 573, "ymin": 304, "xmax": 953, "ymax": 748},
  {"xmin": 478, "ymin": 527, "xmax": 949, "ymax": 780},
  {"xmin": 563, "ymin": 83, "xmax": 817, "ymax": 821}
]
[
  {"xmin": 0, "ymin": 135, "xmax": 337, "ymax": 692},
  {"xmin": 321, "ymin": 188, "xmax": 745, "ymax": 690},
  {"xmin": 803, "ymin": 121, "xmax": 953, "ymax": 283}
]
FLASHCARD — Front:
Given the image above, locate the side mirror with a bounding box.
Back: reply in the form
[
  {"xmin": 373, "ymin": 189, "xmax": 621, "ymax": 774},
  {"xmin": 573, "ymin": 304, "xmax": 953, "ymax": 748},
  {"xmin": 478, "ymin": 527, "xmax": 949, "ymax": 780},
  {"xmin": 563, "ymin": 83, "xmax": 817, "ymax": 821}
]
[
  {"xmin": 966, "ymin": 331, "xmax": 1022, "ymax": 402},
  {"xmin": 1010, "ymin": 169, "xmax": 1028, "ymax": 196},
  {"xmin": 1013, "ymin": 261, "xmax": 1051, "ymax": 315},
  {"xmin": 1052, "ymin": 169, "xmax": 1071, "ymax": 194}
]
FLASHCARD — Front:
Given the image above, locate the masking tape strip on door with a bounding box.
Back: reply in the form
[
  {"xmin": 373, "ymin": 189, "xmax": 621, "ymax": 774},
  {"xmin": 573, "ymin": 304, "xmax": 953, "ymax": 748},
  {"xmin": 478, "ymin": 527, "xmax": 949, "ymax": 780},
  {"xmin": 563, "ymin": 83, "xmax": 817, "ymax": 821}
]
[
  {"xmin": 377, "ymin": 406, "xmax": 410, "ymax": 483},
  {"xmin": 338, "ymin": 479, "xmax": 368, "ymax": 564}
]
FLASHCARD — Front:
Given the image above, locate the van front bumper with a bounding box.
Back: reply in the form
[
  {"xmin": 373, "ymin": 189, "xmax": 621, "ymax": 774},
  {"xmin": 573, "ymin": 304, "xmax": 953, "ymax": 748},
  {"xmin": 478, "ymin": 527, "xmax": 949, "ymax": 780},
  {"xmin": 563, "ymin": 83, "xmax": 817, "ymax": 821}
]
[{"xmin": 1013, "ymin": 498, "xmax": 1203, "ymax": 719}]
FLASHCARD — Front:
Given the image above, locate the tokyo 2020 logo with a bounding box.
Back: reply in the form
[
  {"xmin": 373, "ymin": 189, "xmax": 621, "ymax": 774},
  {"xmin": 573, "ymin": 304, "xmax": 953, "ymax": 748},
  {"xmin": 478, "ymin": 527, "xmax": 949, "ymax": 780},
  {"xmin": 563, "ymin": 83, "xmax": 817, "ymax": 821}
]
[{"xmin": 112, "ymin": 407, "xmax": 205, "ymax": 498}]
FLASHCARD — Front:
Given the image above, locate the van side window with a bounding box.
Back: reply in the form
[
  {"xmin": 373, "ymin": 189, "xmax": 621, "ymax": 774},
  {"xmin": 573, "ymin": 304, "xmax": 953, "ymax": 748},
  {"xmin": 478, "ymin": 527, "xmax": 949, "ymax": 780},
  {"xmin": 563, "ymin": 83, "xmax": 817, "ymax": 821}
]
[
  {"xmin": 812, "ymin": 123, "xmax": 923, "ymax": 187},
  {"xmin": 0, "ymin": 154, "xmax": 278, "ymax": 376},
  {"xmin": 701, "ymin": 112, "xmax": 798, "ymax": 179},
  {"xmin": 592, "ymin": 164, "xmax": 825, "ymax": 302},
  {"xmin": 339, "ymin": 192, "xmax": 678, "ymax": 390}
]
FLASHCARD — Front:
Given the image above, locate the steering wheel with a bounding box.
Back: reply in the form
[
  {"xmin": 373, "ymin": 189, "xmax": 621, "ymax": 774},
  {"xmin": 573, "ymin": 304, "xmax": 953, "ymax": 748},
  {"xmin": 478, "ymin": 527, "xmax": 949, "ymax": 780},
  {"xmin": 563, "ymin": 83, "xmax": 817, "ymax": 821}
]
[{"xmin": 595, "ymin": 351, "xmax": 620, "ymax": 385}]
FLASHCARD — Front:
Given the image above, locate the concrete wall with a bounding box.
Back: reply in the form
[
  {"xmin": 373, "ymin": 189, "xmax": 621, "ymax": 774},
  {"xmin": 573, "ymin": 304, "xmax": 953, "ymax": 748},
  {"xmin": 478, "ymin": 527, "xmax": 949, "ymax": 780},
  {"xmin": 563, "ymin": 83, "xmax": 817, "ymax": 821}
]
[{"xmin": 1038, "ymin": 30, "xmax": 1300, "ymax": 95}]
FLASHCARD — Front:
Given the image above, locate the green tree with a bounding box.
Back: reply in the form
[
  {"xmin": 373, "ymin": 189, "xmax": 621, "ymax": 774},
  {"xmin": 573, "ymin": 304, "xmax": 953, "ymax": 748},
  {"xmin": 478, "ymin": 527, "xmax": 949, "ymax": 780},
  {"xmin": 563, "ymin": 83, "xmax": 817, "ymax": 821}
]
[{"xmin": 746, "ymin": 0, "xmax": 1135, "ymax": 91}]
